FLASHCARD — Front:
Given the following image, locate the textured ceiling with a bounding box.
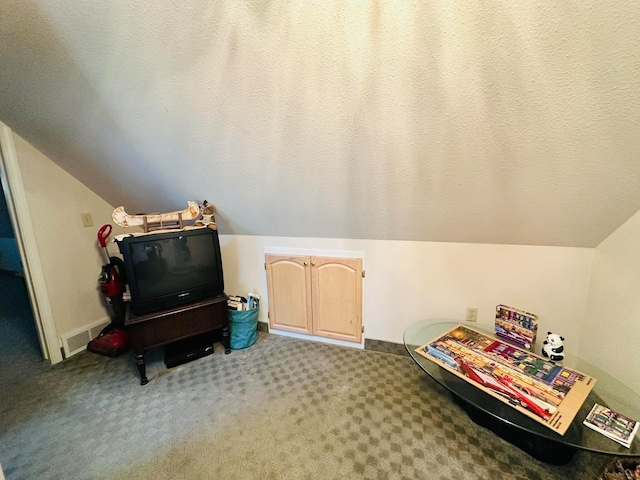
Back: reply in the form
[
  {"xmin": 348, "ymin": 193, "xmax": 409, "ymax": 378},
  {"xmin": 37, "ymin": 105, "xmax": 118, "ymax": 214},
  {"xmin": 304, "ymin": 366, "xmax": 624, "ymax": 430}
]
[{"xmin": 1, "ymin": 1, "xmax": 640, "ymax": 247}]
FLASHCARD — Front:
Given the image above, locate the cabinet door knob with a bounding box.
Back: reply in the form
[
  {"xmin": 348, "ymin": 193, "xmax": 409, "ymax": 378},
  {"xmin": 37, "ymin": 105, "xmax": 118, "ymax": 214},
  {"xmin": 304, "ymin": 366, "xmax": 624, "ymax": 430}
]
[
  {"xmin": 303, "ymin": 262, "xmax": 308, "ymax": 266},
  {"xmin": 311, "ymin": 262, "xmax": 316, "ymax": 267}
]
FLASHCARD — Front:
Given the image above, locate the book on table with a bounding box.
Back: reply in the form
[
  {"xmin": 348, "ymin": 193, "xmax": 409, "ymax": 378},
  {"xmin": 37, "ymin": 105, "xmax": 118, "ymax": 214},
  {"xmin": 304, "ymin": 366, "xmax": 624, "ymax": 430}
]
[{"xmin": 583, "ymin": 403, "xmax": 639, "ymax": 448}]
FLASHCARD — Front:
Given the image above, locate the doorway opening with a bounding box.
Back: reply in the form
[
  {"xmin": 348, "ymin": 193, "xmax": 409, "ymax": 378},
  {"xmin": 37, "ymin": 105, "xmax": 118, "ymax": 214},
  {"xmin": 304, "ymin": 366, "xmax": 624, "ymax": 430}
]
[
  {"xmin": 0, "ymin": 123, "xmax": 58, "ymax": 363},
  {"xmin": 0, "ymin": 182, "xmax": 42, "ymax": 363}
]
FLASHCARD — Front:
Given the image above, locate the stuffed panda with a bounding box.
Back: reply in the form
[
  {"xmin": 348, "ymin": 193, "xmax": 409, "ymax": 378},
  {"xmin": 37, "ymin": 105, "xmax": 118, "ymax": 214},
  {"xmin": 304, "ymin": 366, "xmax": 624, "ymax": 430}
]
[{"xmin": 542, "ymin": 332, "xmax": 565, "ymax": 362}]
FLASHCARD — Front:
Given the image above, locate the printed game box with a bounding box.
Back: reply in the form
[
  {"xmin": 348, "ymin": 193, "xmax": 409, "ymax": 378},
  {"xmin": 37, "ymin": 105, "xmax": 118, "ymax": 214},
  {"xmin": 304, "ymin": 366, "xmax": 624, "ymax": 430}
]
[{"xmin": 494, "ymin": 304, "xmax": 538, "ymax": 350}]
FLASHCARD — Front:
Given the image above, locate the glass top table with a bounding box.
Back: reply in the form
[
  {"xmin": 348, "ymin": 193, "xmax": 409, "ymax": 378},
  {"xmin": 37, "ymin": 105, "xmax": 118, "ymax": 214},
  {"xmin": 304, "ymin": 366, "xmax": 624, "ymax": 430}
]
[{"xmin": 404, "ymin": 320, "xmax": 640, "ymax": 463}]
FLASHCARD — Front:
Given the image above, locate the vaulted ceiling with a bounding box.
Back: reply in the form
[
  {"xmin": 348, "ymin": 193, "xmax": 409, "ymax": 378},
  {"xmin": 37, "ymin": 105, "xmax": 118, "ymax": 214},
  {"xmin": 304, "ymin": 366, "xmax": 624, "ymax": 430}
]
[{"xmin": 2, "ymin": 1, "xmax": 639, "ymax": 247}]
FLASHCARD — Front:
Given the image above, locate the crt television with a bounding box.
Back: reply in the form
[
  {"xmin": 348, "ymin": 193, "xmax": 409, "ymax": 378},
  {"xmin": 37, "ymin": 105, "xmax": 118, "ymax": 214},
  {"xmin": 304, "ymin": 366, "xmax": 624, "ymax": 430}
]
[{"xmin": 117, "ymin": 227, "xmax": 224, "ymax": 316}]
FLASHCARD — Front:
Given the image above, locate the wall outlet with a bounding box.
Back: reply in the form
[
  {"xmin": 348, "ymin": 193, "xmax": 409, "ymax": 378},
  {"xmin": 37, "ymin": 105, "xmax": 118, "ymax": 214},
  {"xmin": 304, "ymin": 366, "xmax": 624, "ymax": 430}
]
[
  {"xmin": 466, "ymin": 307, "xmax": 478, "ymax": 322},
  {"xmin": 80, "ymin": 212, "xmax": 93, "ymax": 227}
]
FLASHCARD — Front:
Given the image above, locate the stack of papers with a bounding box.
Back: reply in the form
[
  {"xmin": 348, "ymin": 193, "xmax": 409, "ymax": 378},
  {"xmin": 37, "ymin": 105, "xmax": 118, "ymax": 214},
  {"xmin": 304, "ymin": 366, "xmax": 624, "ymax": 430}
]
[{"xmin": 227, "ymin": 293, "xmax": 260, "ymax": 311}]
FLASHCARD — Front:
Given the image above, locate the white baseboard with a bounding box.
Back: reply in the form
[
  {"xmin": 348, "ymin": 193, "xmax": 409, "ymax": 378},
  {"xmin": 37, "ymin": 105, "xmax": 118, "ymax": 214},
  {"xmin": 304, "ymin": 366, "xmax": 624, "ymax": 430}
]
[{"xmin": 269, "ymin": 328, "xmax": 364, "ymax": 349}]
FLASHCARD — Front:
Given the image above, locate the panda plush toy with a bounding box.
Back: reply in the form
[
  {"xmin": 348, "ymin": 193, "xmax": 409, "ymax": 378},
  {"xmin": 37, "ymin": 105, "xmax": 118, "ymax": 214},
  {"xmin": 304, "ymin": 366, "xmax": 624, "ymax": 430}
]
[{"xmin": 542, "ymin": 332, "xmax": 565, "ymax": 362}]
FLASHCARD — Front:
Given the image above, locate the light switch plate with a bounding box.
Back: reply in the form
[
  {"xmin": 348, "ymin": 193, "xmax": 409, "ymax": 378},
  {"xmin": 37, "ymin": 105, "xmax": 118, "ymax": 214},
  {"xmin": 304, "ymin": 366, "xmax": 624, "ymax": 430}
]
[{"xmin": 81, "ymin": 213, "xmax": 93, "ymax": 227}]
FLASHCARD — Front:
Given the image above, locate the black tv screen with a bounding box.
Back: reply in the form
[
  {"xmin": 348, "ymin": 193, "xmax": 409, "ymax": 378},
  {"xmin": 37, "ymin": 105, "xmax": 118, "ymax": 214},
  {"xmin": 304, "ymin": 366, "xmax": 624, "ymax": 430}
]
[{"xmin": 118, "ymin": 227, "xmax": 224, "ymax": 315}]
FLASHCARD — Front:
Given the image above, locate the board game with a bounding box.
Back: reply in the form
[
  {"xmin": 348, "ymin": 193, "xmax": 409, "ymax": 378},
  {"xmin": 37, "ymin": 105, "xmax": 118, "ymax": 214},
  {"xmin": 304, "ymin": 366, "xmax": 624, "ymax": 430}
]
[
  {"xmin": 495, "ymin": 304, "xmax": 538, "ymax": 350},
  {"xmin": 416, "ymin": 324, "xmax": 596, "ymax": 435}
]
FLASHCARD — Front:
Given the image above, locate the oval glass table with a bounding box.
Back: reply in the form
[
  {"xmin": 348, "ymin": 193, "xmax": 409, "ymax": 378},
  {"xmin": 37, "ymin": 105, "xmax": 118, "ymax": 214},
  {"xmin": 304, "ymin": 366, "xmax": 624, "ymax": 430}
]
[{"xmin": 404, "ymin": 320, "xmax": 640, "ymax": 465}]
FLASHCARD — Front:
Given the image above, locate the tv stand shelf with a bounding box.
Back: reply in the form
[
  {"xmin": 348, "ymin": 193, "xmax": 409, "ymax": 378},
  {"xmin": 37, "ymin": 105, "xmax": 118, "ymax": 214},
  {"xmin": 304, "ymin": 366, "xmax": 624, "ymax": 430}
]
[{"xmin": 124, "ymin": 295, "xmax": 230, "ymax": 385}]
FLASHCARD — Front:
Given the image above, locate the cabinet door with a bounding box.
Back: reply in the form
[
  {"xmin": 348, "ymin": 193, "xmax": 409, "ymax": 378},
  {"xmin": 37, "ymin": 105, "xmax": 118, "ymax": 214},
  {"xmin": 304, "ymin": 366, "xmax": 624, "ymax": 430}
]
[
  {"xmin": 265, "ymin": 254, "xmax": 312, "ymax": 334},
  {"xmin": 311, "ymin": 256, "xmax": 362, "ymax": 343}
]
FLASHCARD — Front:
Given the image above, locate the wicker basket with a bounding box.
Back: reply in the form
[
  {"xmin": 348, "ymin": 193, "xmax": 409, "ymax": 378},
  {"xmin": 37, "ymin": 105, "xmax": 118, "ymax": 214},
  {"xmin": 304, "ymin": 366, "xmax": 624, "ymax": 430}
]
[{"xmin": 597, "ymin": 458, "xmax": 640, "ymax": 480}]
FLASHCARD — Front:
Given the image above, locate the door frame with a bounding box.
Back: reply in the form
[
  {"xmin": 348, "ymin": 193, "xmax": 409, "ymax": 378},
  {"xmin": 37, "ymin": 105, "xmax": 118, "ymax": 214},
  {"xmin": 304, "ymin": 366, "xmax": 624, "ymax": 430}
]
[{"xmin": 0, "ymin": 122, "xmax": 61, "ymax": 363}]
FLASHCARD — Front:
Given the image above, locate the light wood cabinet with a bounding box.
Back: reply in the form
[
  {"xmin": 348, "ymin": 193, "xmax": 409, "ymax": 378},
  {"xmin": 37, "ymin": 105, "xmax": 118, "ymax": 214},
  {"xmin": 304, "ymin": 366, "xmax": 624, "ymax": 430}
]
[
  {"xmin": 265, "ymin": 254, "xmax": 363, "ymax": 343},
  {"xmin": 265, "ymin": 255, "xmax": 312, "ymax": 335}
]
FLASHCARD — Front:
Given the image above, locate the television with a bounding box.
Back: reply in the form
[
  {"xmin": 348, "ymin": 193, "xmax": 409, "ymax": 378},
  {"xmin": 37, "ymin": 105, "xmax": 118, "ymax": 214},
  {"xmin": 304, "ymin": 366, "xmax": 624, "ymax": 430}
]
[{"xmin": 117, "ymin": 227, "xmax": 225, "ymax": 316}]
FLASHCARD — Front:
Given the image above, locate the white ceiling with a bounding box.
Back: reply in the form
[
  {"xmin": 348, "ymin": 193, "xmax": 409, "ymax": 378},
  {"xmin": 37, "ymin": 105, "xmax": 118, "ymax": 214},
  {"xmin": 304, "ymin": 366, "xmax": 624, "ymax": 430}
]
[{"xmin": 1, "ymin": 1, "xmax": 640, "ymax": 247}]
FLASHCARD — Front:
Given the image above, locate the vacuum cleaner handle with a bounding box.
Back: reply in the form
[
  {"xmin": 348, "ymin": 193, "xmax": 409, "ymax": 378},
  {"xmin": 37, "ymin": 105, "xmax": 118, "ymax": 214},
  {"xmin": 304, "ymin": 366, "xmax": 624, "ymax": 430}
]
[{"xmin": 98, "ymin": 224, "xmax": 112, "ymax": 248}]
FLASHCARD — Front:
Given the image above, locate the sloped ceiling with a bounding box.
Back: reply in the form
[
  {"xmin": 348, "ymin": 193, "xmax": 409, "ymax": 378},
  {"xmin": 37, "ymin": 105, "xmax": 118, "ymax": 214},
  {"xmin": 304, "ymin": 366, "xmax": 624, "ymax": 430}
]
[{"xmin": 1, "ymin": 1, "xmax": 640, "ymax": 247}]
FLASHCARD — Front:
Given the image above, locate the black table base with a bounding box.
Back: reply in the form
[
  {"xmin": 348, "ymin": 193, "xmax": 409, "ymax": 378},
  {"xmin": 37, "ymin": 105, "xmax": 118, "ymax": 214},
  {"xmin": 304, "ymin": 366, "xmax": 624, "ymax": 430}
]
[{"xmin": 452, "ymin": 395, "xmax": 578, "ymax": 465}]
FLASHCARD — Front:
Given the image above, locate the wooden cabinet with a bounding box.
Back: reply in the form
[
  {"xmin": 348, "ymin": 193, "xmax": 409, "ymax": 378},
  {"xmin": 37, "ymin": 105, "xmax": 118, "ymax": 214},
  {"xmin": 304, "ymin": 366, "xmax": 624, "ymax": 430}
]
[
  {"xmin": 265, "ymin": 254, "xmax": 363, "ymax": 343},
  {"xmin": 125, "ymin": 295, "xmax": 230, "ymax": 385},
  {"xmin": 265, "ymin": 255, "xmax": 312, "ymax": 334}
]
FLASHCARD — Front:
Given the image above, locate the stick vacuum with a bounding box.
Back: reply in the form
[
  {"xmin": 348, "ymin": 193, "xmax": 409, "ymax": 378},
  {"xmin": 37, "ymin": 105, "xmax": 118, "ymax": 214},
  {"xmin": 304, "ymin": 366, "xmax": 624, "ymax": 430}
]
[{"xmin": 87, "ymin": 224, "xmax": 130, "ymax": 357}]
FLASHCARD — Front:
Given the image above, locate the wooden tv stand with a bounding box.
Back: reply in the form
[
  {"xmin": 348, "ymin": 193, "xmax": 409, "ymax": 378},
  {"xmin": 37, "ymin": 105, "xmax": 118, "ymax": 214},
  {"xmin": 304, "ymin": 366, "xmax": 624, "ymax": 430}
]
[{"xmin": 124, "ymin": 295, "xmax": 230, "ymax": 385}]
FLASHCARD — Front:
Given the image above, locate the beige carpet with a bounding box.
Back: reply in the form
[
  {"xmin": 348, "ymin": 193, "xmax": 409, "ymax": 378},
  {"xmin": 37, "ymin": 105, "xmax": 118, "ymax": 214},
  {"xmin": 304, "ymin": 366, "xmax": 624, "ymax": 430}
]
[
  {"xmin": 0, "ymin": 271, "xmax": 613, "ymax": 479},
  {"xmin": 0, "ymin": 297, "xmax": 613, "ymax": 480}
]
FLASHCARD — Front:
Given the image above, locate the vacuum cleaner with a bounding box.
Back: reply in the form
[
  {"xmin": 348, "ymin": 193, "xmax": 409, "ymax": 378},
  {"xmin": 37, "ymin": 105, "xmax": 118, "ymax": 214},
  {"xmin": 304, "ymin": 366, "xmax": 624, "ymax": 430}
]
[{"xmin": 87, "ymin": 224, "xmax": 131, "ymax": 357}]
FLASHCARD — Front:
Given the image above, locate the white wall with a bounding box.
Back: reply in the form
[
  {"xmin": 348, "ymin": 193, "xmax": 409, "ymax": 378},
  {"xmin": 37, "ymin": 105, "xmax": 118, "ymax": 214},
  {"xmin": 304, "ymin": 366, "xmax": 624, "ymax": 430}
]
[
  {"xmin": 220, "ymin": 235, "xmax": 594, "ymax": 351},
  {"xmin": 582, "ymin": 209, "xmax": 640, "ymax": 395},
  {"xmin": 12, "ymin": 132, "xmax": 128, "ymax": 338},
  {"xmin": 4, "ymin": 131, "xmax": 602, "ymax": 365}
]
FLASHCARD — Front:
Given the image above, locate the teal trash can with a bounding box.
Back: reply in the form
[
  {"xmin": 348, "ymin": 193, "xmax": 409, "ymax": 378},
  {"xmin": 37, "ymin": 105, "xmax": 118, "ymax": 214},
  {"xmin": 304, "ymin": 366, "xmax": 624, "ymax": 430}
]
[{"xmin": 229, "ymin": 308, "xmax": 259, "ymax": 349}]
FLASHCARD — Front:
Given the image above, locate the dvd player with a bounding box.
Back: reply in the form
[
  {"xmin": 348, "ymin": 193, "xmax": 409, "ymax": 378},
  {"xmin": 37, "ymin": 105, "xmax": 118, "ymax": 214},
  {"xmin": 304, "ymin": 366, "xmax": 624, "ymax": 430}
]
[{"xmin": 164, "ymin": 332, "xmax": 214, "ymax": 369}]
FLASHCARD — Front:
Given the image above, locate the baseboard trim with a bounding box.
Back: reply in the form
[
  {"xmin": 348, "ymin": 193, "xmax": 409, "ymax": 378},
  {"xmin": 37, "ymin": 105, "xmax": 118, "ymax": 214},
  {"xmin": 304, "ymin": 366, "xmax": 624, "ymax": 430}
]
[
  {"xmin": 258, "ymin": 322, "xmax": 406, "ymax": 356},
  {"xmin": 364, "ymin": 339, "xmax": 408, "ymax": 356}
]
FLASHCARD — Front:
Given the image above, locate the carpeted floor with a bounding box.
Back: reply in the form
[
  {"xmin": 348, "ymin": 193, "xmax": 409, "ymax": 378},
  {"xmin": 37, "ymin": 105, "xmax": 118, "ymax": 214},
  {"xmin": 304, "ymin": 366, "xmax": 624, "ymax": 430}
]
[{"xmin": 0, "ymin": 272, "xmax": 612, "ymax": 479}]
